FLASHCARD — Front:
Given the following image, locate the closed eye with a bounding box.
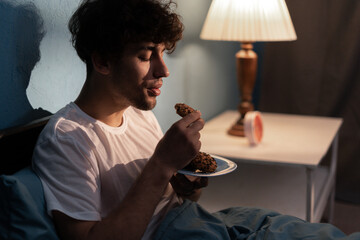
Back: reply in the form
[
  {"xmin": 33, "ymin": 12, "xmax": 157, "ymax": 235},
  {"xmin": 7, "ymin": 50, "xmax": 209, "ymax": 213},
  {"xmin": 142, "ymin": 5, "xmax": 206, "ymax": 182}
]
[
  {"xmin": 137, "ymin": 44, "xmax": 165, "ymax": 62},
  {"xmin": 138, "ymin": 51, "xmax": 152, "ymax": 62},
  {"xmin": 139, "ymin": 56, "xmax": 151, "ymax": 62}
]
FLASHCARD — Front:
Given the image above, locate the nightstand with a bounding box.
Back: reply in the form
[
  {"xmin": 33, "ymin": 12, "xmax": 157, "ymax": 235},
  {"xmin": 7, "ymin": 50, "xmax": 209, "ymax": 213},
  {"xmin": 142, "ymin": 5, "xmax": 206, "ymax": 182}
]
[{"xmin": 198, "ymin": 111, "xmax": 342, "ymax": 223}]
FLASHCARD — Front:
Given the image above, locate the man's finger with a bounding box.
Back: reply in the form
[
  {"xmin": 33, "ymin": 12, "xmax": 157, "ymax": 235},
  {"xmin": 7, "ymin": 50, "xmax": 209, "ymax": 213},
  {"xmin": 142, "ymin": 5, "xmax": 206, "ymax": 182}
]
[
  {"xmin": 194, "ymin": 177, "xmax": 208, "ymax": 189},
  {"xmin": 178, "ymin": 111, "xmax": 202, "ymax": 128},
  {"xmin": 187, "ymin": 118, "xmax": 205, "ymax": 131}
]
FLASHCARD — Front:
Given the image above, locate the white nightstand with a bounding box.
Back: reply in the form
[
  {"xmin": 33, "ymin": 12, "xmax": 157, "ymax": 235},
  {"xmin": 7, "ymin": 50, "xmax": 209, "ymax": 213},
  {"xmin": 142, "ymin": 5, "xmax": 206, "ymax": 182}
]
[{"xmin": 198, "ymin": 111, "xmax": 342, "ymax": 223}]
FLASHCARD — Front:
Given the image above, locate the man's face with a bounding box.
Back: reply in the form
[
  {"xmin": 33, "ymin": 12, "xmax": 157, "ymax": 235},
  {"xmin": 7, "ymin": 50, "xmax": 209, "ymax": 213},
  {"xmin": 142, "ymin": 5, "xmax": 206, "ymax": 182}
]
[{"xmin": 108, "ymin": 42, "xmax": 169, "ymax": 111}]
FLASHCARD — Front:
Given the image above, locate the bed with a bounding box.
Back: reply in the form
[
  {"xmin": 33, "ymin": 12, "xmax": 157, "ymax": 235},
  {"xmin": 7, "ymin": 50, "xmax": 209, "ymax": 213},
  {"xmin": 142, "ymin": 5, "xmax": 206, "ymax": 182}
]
[
  {"xmin": 1, "ymin": 116, "xmax": 359, "ymax": 240},
  {"xmin": 0, "ymin": 116, "xmax": 59, "ymax": 240}
]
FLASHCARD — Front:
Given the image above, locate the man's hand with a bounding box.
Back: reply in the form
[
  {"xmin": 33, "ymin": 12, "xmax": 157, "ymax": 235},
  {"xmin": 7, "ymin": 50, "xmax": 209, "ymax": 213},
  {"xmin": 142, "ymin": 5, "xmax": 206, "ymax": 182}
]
[
  {"xmin": 152, "ymin": 111, "xmax": 205, "ymax": 174},
  {"xmin": 170, "ymin": 173, "xmax": 208, "ymax": 202}
]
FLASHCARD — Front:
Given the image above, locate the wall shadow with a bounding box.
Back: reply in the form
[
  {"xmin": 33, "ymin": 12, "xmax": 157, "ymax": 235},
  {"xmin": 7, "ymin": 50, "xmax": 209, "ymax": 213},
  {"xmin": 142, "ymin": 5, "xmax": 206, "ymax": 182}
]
[{"xmin": 0, "ymin": 1, "xmax": 51, "ymax": 130}]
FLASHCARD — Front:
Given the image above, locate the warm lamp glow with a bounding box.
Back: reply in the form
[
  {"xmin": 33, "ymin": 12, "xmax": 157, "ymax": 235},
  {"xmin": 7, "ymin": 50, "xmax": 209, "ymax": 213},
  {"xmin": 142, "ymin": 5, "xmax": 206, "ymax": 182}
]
[
  {"xmin": 200, "ymin": 0, "xmax": 297, "ymax": 42},
  {"xmin": 200, "ymin": 0, "xmax": 296, "ymax": 137}
]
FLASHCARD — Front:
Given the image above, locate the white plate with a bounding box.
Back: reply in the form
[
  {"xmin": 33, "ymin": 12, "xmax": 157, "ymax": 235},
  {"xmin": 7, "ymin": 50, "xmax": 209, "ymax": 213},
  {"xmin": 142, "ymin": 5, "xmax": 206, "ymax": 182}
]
[{"xmin": 178, "ymin": 155, "xmax": 237, "ymax": 177}]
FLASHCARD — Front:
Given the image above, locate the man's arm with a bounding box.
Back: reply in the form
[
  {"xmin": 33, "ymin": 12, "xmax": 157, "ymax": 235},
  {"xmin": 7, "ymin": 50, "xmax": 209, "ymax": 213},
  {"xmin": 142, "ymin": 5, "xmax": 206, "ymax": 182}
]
[{"xmin": 52, "ymin": 112, "xmax": 204, "ymax": 240}]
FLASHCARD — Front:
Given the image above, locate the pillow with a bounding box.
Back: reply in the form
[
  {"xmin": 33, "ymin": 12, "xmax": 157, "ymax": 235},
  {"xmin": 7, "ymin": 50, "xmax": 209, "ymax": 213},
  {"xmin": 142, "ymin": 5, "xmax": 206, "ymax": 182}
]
[{"xmin": 0, "ymin": 167, "xmax": 59, "ymax": 240}]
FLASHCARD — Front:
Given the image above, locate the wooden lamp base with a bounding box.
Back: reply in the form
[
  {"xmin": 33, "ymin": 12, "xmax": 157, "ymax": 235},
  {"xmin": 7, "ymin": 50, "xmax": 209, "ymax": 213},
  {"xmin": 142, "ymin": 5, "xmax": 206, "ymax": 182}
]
[
  {"xmin": 228, "ymin": 42, "xmax": 257, "ymax": 137},
  {"xmin": 228, "ymin": 118, "xmax": 245, "ymax": 136}
]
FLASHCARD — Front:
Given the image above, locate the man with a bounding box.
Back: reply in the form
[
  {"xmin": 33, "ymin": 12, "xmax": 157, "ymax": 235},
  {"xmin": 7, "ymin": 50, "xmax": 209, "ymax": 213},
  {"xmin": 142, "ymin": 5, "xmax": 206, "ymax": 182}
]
[
  {"xmin": 32, "ymin": 0, "xmax": 206, "ymax": 239},
  {"xmin": 33, "ymin": 0, "xmax": 360, "ymax": 239}
]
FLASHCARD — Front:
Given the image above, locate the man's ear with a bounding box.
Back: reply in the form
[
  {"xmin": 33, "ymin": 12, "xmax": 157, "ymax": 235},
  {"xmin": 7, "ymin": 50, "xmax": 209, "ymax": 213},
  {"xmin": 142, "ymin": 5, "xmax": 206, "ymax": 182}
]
[{"xmin": 91, "ymin": 52, "xmax": 111, "ymax": 75}]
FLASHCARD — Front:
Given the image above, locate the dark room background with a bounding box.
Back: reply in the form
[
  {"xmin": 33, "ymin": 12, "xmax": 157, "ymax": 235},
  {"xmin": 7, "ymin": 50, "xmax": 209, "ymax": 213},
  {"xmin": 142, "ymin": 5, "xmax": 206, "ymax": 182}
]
[{"xmin": 259, "ymin": 0, "xmax": 360, "ymax": 204}]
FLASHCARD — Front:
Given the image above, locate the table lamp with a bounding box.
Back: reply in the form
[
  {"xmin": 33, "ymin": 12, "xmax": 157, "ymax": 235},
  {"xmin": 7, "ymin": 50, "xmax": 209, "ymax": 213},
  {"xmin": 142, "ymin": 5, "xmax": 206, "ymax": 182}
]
[{"xmin": 200, "ymin": 0, "xmax": 297, "ymax": 137}]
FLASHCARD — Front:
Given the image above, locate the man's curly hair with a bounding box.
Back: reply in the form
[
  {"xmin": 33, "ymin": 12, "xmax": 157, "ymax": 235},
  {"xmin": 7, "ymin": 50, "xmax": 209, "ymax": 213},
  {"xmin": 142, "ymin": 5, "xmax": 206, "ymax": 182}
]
[{"xmin": 68, "ymin": 0, "xmax": 184, "ymax": 73}]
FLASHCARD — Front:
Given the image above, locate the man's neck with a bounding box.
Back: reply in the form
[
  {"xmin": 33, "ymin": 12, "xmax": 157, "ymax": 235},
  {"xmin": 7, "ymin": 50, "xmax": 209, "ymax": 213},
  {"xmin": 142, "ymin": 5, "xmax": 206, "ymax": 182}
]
[{"xmin": 75, "ymin": 75, "xmax": 129, "ymax": 127}]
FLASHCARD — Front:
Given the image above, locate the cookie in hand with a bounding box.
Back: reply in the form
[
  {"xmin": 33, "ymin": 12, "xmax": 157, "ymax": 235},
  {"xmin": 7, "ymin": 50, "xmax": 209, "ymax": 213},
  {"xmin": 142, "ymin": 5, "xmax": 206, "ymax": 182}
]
[{"xmin": 174, "ymin": 103, "xmax": 217, "ymax": 173}]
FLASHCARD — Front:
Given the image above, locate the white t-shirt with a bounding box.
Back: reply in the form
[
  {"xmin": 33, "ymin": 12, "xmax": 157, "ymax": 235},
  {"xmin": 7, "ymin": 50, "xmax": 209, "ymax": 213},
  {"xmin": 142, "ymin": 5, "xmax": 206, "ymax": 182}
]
[{"xmin": 32, "ymin": 102, "xmax": 182, "ymax": 239}]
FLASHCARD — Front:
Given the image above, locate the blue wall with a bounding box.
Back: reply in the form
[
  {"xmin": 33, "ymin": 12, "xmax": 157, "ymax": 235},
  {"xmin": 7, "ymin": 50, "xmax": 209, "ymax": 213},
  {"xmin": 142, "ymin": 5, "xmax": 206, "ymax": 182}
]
[
  {"xmin": 0, "ymin": 0, "xmax": 84, "ymax": 129},
  {"xmin": 0, "ymin": 0, "xmax": 242, "ymax": 132}
]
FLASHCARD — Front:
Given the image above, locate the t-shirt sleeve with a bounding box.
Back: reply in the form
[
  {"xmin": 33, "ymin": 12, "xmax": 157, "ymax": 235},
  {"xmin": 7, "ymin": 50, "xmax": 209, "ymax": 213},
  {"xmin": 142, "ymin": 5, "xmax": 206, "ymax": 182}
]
[{"xmin": 32, "ymin": 132, "xmax": 101, "ymax": 221}]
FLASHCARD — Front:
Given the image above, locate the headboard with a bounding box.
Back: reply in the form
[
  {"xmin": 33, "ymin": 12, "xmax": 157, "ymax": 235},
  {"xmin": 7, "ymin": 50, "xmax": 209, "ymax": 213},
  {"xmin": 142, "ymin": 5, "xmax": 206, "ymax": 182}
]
[{"xmin": 0, "ymin": 116, "xmax": 51, "ymax": 175}]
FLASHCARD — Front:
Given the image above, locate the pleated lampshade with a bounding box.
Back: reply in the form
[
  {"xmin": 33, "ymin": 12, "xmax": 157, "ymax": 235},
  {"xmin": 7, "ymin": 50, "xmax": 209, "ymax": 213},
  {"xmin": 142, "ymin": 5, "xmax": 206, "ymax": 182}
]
[{"xmin": 200, "ymin": 0, "xmax": 297, "ymax": 42}]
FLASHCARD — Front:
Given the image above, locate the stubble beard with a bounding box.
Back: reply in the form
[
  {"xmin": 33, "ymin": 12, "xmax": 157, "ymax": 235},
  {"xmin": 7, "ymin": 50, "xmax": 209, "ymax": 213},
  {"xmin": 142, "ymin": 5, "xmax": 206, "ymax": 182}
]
[
  {"xmin": 137, "ymin": 98, "xmax": 157, "ymax": 111},
  {"xmin": 130, "ymin": 93, "xmax": 157, "ymax": 111}
]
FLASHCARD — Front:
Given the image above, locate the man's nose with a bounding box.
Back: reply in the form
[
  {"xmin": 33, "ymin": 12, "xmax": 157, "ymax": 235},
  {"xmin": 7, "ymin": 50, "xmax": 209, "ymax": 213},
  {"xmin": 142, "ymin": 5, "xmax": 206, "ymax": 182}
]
[{"xmin": 154, "ymin": 57, "xmax": 170, "ymax": 78}]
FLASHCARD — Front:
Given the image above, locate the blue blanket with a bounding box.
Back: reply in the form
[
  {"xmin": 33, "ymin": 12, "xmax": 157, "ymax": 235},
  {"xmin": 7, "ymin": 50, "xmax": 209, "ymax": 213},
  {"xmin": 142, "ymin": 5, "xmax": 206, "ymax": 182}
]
[{"xmin": 154, "ymin": 200, "xmax": 360, "ymax": 240}]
